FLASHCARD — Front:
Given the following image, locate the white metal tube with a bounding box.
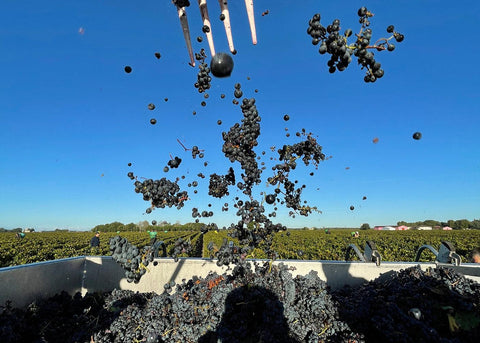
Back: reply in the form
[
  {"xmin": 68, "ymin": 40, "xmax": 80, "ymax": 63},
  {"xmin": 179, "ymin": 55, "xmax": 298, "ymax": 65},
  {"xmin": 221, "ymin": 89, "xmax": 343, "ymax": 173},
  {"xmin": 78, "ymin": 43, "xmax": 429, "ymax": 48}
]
[
  {"xmin": 244, "ymin": 0, "xmax": 257, "ymax": 45},
  {"xmin": 176, "ymin": 5, "xmax": 195, "ymax": 66},
  {"xmin": 218, "ymin": 0, "xmax": 235, "ymax": 53},
  {"xmin": 198, "ymin": 0, "xmax": 216, "ymax": 56}
]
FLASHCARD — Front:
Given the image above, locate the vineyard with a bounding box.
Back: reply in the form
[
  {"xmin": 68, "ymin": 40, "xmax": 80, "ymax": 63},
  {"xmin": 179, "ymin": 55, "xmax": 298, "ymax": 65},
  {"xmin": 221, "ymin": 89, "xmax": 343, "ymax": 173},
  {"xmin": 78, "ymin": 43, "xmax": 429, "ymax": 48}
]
[{"xmin": 1, "ymin": 229, "xmax": 479, "ymax": 268}]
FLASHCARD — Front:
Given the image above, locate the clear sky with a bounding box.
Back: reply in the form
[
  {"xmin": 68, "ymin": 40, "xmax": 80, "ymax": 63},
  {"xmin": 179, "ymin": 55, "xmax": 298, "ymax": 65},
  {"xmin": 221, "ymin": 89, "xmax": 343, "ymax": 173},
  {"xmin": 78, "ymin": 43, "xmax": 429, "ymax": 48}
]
[{"xmin": 1, "ymin": 0, "xmax": 479, "ymax": 230}]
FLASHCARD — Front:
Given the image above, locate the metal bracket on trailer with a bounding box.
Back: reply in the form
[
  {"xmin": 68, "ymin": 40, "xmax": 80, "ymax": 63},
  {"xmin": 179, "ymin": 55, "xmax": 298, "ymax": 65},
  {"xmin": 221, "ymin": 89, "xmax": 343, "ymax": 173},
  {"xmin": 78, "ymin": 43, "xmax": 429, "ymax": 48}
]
[
  {"xmin": 414, "ymin": 241, "xmax": 461, "ymax": 266},
  {"xmin": 345, "ymin": 240, "xmax": 382, "ymax": 266}
]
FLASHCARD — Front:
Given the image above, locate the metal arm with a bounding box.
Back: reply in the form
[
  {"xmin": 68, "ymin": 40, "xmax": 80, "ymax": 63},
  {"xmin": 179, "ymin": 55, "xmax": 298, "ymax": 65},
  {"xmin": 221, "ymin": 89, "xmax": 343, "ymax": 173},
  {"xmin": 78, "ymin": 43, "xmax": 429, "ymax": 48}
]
[
  {"xmin": 174, "ymin": 0, "xmax": 257, "ymax": 62},
  {"xmin": 414, "ymin": 241, "xmax": 461, "ymax": 266},
  {"xmin": 346, "ymin": 241, "xmax": 382, "ymax": 266}
]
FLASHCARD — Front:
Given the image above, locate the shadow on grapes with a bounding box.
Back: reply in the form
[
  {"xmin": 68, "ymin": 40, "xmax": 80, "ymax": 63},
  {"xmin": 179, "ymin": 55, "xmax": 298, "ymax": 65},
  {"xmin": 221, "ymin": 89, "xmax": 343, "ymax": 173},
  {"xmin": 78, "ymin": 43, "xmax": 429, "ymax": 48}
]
[
  {"xmin": 327, "ymin": 266, "xmax": 480, "ymax": 343},
  {"xmin": 320, "ymin": 261, "xmax": 368, "ymax": 290},
  {"xmin": 199, "ymin": 285, "xmax": 300, "ymax": 343}
]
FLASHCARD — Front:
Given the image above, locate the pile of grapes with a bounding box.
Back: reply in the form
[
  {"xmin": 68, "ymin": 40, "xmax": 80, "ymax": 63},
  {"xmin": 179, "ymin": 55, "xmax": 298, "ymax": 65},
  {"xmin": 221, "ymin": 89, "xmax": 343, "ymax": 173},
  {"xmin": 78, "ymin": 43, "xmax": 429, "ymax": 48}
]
[{"xmin": 1, "ymin": 265, "xmax": 479, "ymax": 342}]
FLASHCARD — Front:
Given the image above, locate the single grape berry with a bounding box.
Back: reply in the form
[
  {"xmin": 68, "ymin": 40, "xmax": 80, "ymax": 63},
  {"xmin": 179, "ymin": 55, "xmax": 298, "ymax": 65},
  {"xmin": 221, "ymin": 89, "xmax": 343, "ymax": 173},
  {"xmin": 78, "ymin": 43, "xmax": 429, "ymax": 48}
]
[
  {"xmin": 202, "ymin": 25, "xmax": 210, "ymax": 33},
  {"xmin": 265, "ymin": 194, "xmax": 276, "ymax": 204},
  {"xmin": 386, "ymin": 25, "xmax": 394, "ymax": 33},
  {"xmin": 350, "ymin": 205, "xmax": 354, "ymax": 211},
  {"xmin": 220, "ymin": 94, "xmax": 225, "ymax": 99},
  {"xmin": 387, "ymin": 43, "xmax": 395, "ymax": 51},
  {"xmin": 413, "ymin": 132, "xmax": 422, "ymax": 140},
  {"xmin": 197, "ymin": 36, "xmax": 203, "ymax": 42},
  {"xmin": 154, "ymin": 52, "xmax": 161, "ymax": 59},
  {"xmin": 358, "ymin": 7, "xmax": 367, "ymax": 16},
  {"xmin": 409, "ymin": 308, "xmax": 422, "ymax": 320},
  {"xmin": 219, "ymin": 13, "xmax": 225, "ymax": 21},
  {"xmin": 363, "ymin": 196, "xmax": 367, "ymax": 200},
  {"xmin": 210, "ymin": 52, "xmax": 234, "ymax": 78},
  {"xmin": 217, "ymin": 120, "xmax": 222, "ymax": 125},
  {"xmin": 128, "ymin": 162, "xmax": 132, "ymax": 166},
  {"xmin": 124, "ymin": 66, "xmax": 132, "ymax": 73},
  {"xmin": 201, "ymin": 101, "xmax": 206, "ymax": 107},
  {"xmin": 318, "ymin": 43, "xmax": 327, "ymax": 54},
  {"xmin": 394, "ymin": 33, "xmax": 404, "ymax": 42},
  {"xmin": 150, "ymin": 118, "xmax": 157, "ymax": 125},
  {"xmin": 284, "ymin": 114, "xmax": 290, "ymax": 121},
  {"xmin": 148, "ymin": 103, "xmax": 155, "ymax": 110}
]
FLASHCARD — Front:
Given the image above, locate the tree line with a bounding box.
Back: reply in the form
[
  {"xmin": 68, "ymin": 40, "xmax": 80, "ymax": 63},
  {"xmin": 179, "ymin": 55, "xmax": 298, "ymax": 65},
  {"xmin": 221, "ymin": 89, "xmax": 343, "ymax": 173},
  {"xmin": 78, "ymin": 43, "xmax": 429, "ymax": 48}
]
[
  {"xmin": 90, "ymin": 221, "xmax": 205, "ymax": 232},
  {"xmin": 359, "ymin": 219, "xmax": 480, "ymax": 230},
  {"xmin": 396, "ymin": 219, "xmax": 480, "ymax": 230}
]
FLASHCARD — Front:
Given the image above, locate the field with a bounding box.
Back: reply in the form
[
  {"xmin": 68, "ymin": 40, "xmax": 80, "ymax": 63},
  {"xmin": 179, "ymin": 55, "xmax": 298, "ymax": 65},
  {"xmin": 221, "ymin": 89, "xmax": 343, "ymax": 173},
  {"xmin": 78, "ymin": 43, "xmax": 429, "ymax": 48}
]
[{"xmin": 1, "ymin": 229, "xmax": 479, "ymax": 268}]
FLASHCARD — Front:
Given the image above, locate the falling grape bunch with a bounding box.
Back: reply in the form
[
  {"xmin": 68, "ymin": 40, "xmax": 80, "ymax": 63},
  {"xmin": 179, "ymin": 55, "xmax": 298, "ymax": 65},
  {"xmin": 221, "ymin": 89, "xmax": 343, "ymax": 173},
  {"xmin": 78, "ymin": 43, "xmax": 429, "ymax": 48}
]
[{"xmin": 307, "ymin": 6, "xmax": 404, "ymax": 82}]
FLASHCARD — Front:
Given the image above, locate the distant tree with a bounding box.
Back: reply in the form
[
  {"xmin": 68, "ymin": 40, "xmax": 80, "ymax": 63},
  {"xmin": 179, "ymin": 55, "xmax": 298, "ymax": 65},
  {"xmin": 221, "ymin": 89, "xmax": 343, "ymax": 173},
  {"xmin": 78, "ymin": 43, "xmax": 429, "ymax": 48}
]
[
  {"xmin": 124, "ymin": 223, "xmax": 138, "ymax": 231},
  {"xmin": 447, "ymin": 219, "xmax": 456, "ymax": 228},
  {"xmin": 12, "ymin": 228, "xmax": 22, "ymax": 233},
  {"xmin": 423, "ymin": 219, "xmax": 441, "ymax": 227},
  {"xmin": 360, "ymin": 223, "xmax": 370, "ymax": 230},
  {"xmin": 397, "ymin": 221, "xmax": 408, "ymax": 226},
  {"xmin": 470, "ymin": 219, "xmax": 480, "ymax": 230},
  {"xmin": 137, "ymin": 220, "xmax": 150, "ymax": 231},
  {"xmin": 92, "ymin": 224, "xmax": 106, "ymax": 232},
  {"xmin": 454, "ymin": 219, "xmax": 470, "ymax": 230},
  {"xmin": 0, "ymin": 228, "xmax": 6, "ymax": 232}
]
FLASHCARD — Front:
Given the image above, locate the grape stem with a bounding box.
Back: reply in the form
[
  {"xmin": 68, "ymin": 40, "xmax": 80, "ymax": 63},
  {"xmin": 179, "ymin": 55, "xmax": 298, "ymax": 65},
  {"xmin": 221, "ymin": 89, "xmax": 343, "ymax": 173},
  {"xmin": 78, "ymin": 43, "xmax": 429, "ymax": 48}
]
[{"xmin": 318, "ymin": 324, "xmax": 331, "ymax": 336}]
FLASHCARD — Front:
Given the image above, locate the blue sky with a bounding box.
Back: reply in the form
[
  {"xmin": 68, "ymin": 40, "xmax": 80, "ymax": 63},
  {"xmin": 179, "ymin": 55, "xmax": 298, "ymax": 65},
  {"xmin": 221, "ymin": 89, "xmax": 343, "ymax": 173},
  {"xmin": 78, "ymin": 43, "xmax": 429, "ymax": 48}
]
[{"xmin": 1, "ymin": 0, "xmax": 479, "ymax": 230}]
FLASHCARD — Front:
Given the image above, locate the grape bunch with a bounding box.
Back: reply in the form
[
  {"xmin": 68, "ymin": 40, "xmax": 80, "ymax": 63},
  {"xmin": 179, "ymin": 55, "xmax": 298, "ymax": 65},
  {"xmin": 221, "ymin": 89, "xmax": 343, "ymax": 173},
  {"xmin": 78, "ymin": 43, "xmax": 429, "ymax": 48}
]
[
  {"xmin": 208, "ymin": 167, "xmax": 235, "ymax": 198},
  {"xmin": 132, "ymin": 176, "xmax": 189, "ymax": 212},
  {"xmin": 200, "ymin": 222, "xmax": 218, "ymax": 234},
  {"xmin": 191, "ymin": 207, "xmax": 214, "ymax": 220},
  {"xmin": 170, "ymin": 237, "xmax": 193, "ymax": 262},
  {"xmin": 265, "ymin": 134, "xmax": 325, "ymax": 216},
  {"xmin": 167, "ymin": 156, "xmax": 182, "ymax": 169},
  {"xmin": 221, "ymin": 96, "xmax": 262, "ymax": 195},
  {"xmin": 194, "ymin": 49, "xmax": 212, "ymax": 94},
  {"xmin": 275, "ymin": 134, "xmax": 326, "ymax": 172},
  {"xmin": 109, "ymin": 236, "xmax": 155, "ymax": 283},
  {"xmin": 307, "ymin": 7, "xmax": 404, "ymax": 82},
  {"xmin": 172, "ymin": 0, "xmax": 190, "ymax": 7},
  {"xmin": 191, "ymin": 145, "xmax": 204, "ymax": 159}
]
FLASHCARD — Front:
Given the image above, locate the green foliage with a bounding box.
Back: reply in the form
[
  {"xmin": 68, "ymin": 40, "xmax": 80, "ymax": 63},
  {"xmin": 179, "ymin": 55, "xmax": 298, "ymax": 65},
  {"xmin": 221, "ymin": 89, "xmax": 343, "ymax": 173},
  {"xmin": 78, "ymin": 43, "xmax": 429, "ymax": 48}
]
[
  {"xmin": 360, "ymin": 223, "xmax": 370, "ymax": 230},
  {"xmin": 91, "ymin": 221, "xmax": 207, "ymax": 232},
  {"xmin": 1, "ymin": 229, "xmax": 479, "ymax": 268}
]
